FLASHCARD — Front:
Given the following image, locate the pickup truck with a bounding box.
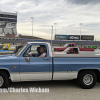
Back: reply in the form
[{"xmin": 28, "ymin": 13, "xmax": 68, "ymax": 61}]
[
  {"xmin": 53, "ymin": 47, "xmax": 100, "ymax": 55},
  {"xmin": 53, "ymin": 43, "xmax": 94, "ymax": 51},
  {"xmin": 0, "ymin": 42, "xmax": 100, "ymax": 89}
]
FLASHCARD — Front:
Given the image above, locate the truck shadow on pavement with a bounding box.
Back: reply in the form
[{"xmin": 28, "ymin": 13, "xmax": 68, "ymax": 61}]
[
  {"xmin": 9, "ymin": 80, "xmax": 82, "ymax": 89},
  {"xmin": 9, "ymin": 80, "xmax": 100, "ymax": 89}
]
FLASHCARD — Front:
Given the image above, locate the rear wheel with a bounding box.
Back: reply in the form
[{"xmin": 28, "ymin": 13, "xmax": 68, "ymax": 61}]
[
  {"xmin": 0, "ymin": 71, "xmax": 9, "ymax": 88},
  {"xmin": 78, "ymin": 70, "xmax": 97, "ymax": 89}
]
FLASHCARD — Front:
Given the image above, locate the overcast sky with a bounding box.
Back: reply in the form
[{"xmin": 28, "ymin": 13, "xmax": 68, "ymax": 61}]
[{"xmin": 0, "ymin": 0, "xmax": 100, "ymax": 40}]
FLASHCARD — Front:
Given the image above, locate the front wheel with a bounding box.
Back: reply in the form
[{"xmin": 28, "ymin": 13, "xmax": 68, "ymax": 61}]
[
  {"xmin": 78, "ymin": 70, "xmax": 97, "ymax": 89},
  {"xmin": 0, "ymin": 71, "xmax": 9, "ymax": 88}
]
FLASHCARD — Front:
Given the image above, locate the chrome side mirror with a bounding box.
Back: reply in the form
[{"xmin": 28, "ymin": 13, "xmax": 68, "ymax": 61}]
[{"xmin": 25, "ymin": 57, "xmax": 30, "ymax": 62}]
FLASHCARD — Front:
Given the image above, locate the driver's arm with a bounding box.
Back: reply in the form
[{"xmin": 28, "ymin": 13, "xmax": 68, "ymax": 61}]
[
  {"xmin": 39, "ymin": 55, "xmax": 45, "ymax": 57},
  {"xmin": 39, "ymin": 53, "xmax": 46, "ymax": 57}
]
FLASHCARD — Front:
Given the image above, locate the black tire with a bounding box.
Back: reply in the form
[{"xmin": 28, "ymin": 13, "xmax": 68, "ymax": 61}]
[
  {"xmin": 0, "ymin": 71, "xmax": 9, "ymax": 88},
  {"xmin": 78, "ymin": 70, "xmax": 97, "ymax": 89}
]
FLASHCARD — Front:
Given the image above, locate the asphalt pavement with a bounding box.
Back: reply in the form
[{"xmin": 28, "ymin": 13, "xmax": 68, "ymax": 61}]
[{"xmin": 0, "ymin": 80, "xmax": 100, "ymax": 100}]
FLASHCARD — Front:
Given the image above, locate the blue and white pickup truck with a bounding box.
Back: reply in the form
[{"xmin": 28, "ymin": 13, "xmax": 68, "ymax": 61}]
[{"xmin": 0, "ymin": 42, "xmax": 100, "ymax": 89}]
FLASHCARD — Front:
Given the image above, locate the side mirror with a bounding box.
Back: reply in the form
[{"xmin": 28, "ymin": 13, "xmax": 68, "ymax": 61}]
[{"xmin": 25, "ymin": 57, "xmax": 30, "ymax": 62}]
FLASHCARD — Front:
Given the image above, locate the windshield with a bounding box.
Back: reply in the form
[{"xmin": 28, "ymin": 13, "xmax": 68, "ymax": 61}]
[
  {"xmin": 64, "ymin": 48, "xmax": 70, "ymax": 53},
  {"xmin": 15, "ymin": 44, "xmax": 28, "ymax": 56},
  {"xmin": 64, "ymin": 44, "xmax": 68, "ymax": 47}
]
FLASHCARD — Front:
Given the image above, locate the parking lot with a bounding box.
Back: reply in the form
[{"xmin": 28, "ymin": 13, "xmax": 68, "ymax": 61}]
[{"xmin": 0, "ymin": 80, "xmax": 100, "ymax": 100}]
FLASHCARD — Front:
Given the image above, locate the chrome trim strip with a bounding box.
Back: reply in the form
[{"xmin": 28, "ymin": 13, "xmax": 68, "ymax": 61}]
[
  {"xmin": 11, "ymin": 71, "xmax": 77, "ymax": 74},
  {"xmin": 20, "ymin": 72, "xmax": 50, "ymax": 74},
  {"xmin": 53, "ymin": 71, "xmax": 77, "ymax": 73}
]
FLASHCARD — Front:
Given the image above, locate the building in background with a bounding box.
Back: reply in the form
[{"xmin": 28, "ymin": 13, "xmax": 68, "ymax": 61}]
[{"xmin": 0, "ymin": 12, "xmax": 17, "ymax": 37}]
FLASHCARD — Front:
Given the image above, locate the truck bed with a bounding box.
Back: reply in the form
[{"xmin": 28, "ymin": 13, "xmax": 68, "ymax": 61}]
[{"xmin": 52, "ymin": 54, "xmax": 100, "ymax": 80}]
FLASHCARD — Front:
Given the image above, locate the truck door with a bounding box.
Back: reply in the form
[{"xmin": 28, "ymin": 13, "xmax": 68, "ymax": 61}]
[{"xmin": 19, "ymin": 44, "xmax": 50, "ymax": 81}]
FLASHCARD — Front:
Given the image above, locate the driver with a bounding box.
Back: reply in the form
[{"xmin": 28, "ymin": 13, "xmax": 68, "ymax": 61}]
[
  {"xmin": 39, "ymin": 47, "xmax": 47, "ymax": 57},
  {"xmin": 28, "ymin": 47, "xmax": 47, "ymax": 57}
]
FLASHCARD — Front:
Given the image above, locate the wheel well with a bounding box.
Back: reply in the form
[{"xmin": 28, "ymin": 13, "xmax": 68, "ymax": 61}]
[
  {"xmin": 0, "ymin": 69, "xmax": 10, "ymax": 79},
  {"xmin": 78, "ymin": 69, "xmax": 100, "ymax": 81}
]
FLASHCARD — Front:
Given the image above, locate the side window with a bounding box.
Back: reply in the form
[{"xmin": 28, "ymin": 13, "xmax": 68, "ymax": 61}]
[
  {"xmin": 23, "ymin": 46, "xmax": 31, "ymax": 57},
  {"xmin": 23, "ymin": 45, "xmax": 47, "ymax": 57},
  {"xmin": 73, "ymin": 48, "xmax": 78, "ymax": 53},
  {"xmin": 69, "ymin": 44, "xmax": 71, "ymax": 47},
  {"xmin": 68, "ymin": 48, "xmax": 78, "ymax": 54},
  {"xmin": 30, "ymin": 45, "xmax": 40, "ymax": 56},
  {"xmin": 69, "ymin": 44, "xmax": 74, "ymax": 47},
  {"xmin": 72, "ymin": 44, "xmax": 74, "ymax": 47}
]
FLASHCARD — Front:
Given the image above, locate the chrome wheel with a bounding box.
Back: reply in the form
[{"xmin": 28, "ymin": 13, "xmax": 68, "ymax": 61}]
[
  {"xmin": 83, "ymin": 74, "xmax": 93, "ymax": 85},
  {"xmin": 0, "ymin": 76, "xmax": 4, "ymax": 87}
]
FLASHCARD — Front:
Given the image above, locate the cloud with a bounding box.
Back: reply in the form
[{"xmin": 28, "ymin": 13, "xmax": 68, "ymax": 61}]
[
  {"xmin": 65, "ymin": 0, "xmax": 100, "ymax": 5},
  {"xmin": 0, "ymin": 0, "xmax": 100, "ymax": 40}
]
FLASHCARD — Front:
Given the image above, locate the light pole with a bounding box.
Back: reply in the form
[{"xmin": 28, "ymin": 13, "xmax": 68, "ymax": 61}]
[
  {"xmin": 54, "ymin": 23, "xmax": 57, "ymax": 40},
  {"xmin": 51, "ymin": 26, "xmax": 53, "ymax": 47},
  {"xmin": 31, "ymin": 17, "xmax": 34, "ymax": 37},
  {"xmin": 54, "ymin": 23, "xmax": 57, "ymax": 34},
  {"xmin": 79, "ymin": 23, "xmax": 83, "ymax": 40}
]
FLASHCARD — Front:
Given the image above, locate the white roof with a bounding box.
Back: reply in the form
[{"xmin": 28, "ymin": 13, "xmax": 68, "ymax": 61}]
[{"xmin": 27, "ymin": 42, "xmax": 50, "ymax": 45}]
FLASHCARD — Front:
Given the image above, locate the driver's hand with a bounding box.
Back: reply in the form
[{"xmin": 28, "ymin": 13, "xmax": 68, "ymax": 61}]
[{"xmin": 29, "ymin": 54, "xmax": 32, "ymax": 57}]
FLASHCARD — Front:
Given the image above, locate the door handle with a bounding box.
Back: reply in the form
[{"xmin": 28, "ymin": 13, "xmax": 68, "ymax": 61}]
[{"xmin": 43, "ymin": 59, "xmax": 49, "ymax": 61}]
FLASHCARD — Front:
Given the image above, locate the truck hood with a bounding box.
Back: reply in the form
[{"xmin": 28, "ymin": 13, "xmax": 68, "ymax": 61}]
[{"xmin": 0, "ymin": 54, "xmax": 18, "ymax": 68}]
